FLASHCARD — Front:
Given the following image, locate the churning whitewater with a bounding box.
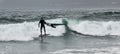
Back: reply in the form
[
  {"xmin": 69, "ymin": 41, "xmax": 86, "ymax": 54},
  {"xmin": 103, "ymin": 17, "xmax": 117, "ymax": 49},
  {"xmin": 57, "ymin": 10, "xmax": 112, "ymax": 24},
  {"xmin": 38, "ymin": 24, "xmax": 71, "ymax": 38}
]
[{"xmin": 0, "ymin": 18, "xmax": 120, "ymax": 41}]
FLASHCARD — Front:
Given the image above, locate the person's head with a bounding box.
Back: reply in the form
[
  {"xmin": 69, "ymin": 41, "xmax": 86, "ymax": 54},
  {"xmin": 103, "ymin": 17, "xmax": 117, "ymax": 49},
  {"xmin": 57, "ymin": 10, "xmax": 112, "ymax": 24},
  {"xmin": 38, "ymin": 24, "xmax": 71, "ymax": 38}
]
[{"xmin": 40, "ymin": 17, "xmax": 44, "ymax": 20}]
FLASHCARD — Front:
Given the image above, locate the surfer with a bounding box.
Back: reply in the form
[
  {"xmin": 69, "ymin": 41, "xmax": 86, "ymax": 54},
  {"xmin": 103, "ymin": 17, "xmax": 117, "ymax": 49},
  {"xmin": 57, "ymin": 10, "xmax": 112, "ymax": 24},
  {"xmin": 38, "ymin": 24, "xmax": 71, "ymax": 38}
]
[{"xmin": 38, "ymin": 17, "xmax": 46, "ymax": 36}]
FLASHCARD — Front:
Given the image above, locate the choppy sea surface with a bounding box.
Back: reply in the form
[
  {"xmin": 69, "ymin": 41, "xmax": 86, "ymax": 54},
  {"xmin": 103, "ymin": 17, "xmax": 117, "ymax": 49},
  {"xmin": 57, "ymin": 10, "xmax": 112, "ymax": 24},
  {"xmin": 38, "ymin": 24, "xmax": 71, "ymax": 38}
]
[{"xmin": 0, "ymin": 8, "xmax": 120, "ymax": 54}]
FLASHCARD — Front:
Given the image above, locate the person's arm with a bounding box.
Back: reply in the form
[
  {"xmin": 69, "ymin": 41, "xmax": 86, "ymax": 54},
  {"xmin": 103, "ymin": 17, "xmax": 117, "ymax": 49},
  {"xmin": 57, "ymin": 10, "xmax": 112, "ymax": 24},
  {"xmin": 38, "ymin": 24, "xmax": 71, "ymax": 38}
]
[
  {"xmin": 44, "ymin": 20, "xmax": 47, "ymax": 24},
  {"xmin": 38, "ymin": 21, "xmax": 41, "ymax": 27}
]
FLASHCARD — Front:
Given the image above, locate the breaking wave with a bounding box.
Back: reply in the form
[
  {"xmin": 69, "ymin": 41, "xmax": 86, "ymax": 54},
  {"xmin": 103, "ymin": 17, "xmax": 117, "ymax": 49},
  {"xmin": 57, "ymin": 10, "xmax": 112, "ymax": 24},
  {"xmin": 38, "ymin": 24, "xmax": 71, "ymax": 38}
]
[
  {"xmin": 68, "ymin": 20, "xmax": 120, "ymax": 36},
  {"xmin": 0, "ymin": 18, "xmax": 120, "ymax": 41},
  {"xmin": 0, "ymin": 18, "xmax": 65, "ymax": 41}
]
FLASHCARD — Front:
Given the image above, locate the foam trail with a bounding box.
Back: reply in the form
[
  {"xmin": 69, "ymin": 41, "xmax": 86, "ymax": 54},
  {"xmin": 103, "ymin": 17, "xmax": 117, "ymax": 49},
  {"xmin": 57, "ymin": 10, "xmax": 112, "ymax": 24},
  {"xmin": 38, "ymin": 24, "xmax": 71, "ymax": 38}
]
[
  {"xmin": 0, "ymin": 18, "xmax": 65, "ymax": 41},
  {"xmin": 68, "ymin": 20, "xmax": 120, "ymax": 36},
  {"xmin": 51, "ymin": 47, "xmax": 120, "ymax": 54}
]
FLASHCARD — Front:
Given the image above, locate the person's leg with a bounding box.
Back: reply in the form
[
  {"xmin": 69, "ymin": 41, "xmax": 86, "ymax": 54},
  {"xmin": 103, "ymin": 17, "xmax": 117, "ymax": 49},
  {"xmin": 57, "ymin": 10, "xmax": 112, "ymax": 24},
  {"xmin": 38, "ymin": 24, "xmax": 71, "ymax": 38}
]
[
  {"xmin": 40, "ymin": 26, "xmax": 42, "ymax": 35},
  {"xmin": 40, "ymin": 26, "xmax": 44, "ymax": 41},
  {"xmin": 43, "ymin": 26, "xmax": 46, "ymax": 34}
]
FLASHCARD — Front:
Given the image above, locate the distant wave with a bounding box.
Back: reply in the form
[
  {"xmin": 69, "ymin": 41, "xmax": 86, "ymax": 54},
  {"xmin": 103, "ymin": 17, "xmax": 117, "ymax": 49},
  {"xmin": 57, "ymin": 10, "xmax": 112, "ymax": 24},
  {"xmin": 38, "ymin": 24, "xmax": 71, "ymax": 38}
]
[
  {"xmin": 81, "ymin": 11, "xmax": 120, "ymax": 21},
  {"xmin": 0, "ymin": 9, "xmax": 120, "ymax": 24},
  {"xmin": 0, "ymin": 17, "xmax": 41, "ymax": 24}
]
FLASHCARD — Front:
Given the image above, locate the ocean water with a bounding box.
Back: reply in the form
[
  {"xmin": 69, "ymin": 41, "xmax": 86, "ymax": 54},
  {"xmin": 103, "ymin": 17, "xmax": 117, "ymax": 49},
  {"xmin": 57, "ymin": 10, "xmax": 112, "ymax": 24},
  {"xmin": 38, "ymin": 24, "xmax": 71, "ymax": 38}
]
[{"xmin": 0, "ymin": 8, "xmax": 120, "ymax": 54}]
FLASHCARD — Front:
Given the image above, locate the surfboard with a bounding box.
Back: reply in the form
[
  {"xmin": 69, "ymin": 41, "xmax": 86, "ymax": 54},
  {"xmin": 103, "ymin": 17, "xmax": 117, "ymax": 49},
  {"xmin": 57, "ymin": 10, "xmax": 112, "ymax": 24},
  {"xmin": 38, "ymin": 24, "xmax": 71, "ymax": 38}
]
[
  {"xmin": 46, "ymin": 23, "xmax": 64, "ymax": 28},
  {"xmin": 45, "ymin": 19, "xmax": 68, "ymax": 28},
  {"xmin": 33, "ymin": 34, "xmax": 50, "ymax": 40},
  {"xmin": 39, "ymin": 34, "xmax": 50, "ymax": 37}
]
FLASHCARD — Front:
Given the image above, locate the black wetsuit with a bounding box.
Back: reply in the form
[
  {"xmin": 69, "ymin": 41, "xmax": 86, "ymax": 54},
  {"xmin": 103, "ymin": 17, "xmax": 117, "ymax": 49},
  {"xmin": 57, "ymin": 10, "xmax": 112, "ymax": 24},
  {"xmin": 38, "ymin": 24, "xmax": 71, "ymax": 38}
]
[
  {"xmin": 40, "ymin": 20, "xmax": 46, "ymax": 27},
  {"xmin": 39, "ymin": 19, "xmax": 46, "ymax": 35}
]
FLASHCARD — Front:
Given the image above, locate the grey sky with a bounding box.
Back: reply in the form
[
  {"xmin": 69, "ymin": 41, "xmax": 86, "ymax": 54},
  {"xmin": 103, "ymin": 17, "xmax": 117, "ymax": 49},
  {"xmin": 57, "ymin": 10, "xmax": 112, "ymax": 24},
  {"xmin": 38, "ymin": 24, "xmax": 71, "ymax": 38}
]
[{"xmin": 0, "ymin": 0, "xmax": 120, "ymax": 9}]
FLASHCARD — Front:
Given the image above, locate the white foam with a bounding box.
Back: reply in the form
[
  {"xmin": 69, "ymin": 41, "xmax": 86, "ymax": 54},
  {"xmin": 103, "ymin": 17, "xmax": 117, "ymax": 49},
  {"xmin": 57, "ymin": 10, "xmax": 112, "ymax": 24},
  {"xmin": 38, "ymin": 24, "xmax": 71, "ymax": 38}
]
[
  {"xmin": 68, "ymin": 20, "xmax": 120, "ymax": 36},
  {"xmin": 51, "ymin": 47, "xmax": 120, "ymax": 54},
  {"xmin": 0, "ymin": 18, "xmax": 65, "ymax": 41},
  {"xmin": 1, "ymin": 18, "xmax": 120, "ymax": 41}
]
